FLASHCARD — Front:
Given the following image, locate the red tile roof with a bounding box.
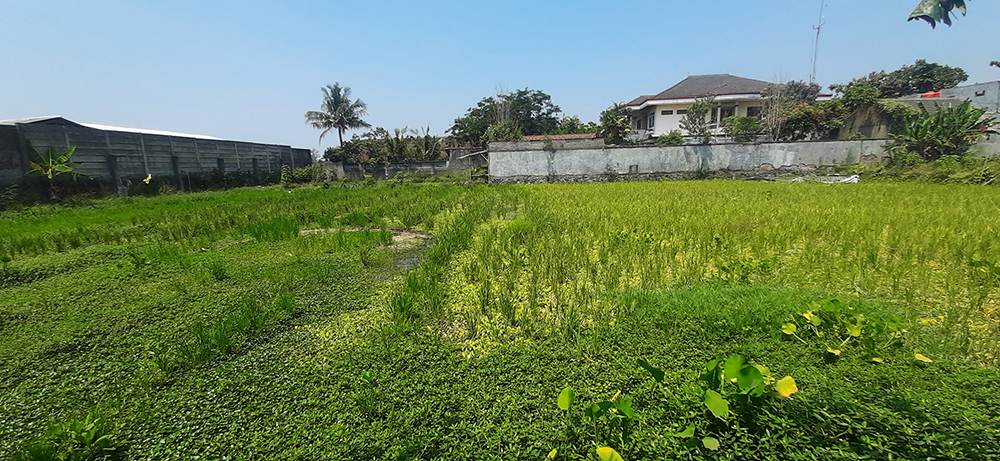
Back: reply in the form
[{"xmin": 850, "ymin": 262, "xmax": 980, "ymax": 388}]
[{"xmin": 522, "ymin": 133, "xmax": 597, "ymax": 141}]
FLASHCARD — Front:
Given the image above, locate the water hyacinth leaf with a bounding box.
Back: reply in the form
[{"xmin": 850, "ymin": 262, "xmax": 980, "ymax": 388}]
[
  {"xmin": 637, "ymin": 358, "xmax": 664, "ymax": 383},
  {"xmin": 672, "ymin": 424, "xmax": 696, "ymax": 438},
  {"xmin": 596, "ymin": 446, "xmax": 624, "ymax": 461},
  {"xmin": 557, "ymin": 387, "xmax": 575, "ymax": 410},
  {"xmin": 846, "ymin": 322, "xmax": 862, "ymax": 337},
  {"xmin": 773, "ymin": 376, "xmax": 798, "ymax": 399},
  {"xmin": 682, "ymin": 438, "xmax": 703, "ymax": 449},
  {"xmin": 703, "ymin": 390, "xmax": 730, "ymax": 419},
  {"xmin": 736, "ymin": 365, "xmax": 765, "ymax": 395},
  {"xmin": 702, "ymin": 436, "xmax": 720, "ymax": 451},
  {"xmin": 915, "ymin": 353, "xmax": 933, "ymax": 363},
  {"xmin": 547, "ymin": 448, "xmax": 558, "ymax": 459},
  {"xmin": 781, "ymin": 323, "xmax": 797, "ymax": 335},
  {"xmin": 614, "ymin": 396, "xmax": 634, "ymax": 419},
  {"xmin": 597, "ymin": 401, "xmax": 615, "ymax": 413},
  {"xmin": 700, "ymin": 360, "xmax": 723, "ymax": 390},
  {"xmin": 723, "ymin": 355, "xmax": 745, "ymax": 382},
  {"xmin": 360, "ymin": 370, "xmax": 373, "ymax": 383}
]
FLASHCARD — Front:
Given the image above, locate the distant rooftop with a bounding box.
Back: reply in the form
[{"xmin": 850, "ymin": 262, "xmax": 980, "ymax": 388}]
[
  {"xmin": 629, "ymin": 74, "xmax": 772, "ymax": 106},
  {"xmin": 0, "ymin": 116, "xmax": 221, "ymax": 140},
  {"xmin": 522, "ymin": 133, "xmax": 597, "ymax": 141}
]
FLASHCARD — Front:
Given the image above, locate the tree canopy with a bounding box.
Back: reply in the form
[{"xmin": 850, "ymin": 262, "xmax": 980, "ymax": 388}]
[
  {"xmin": 829, "ymin": 60, "xmax": 968, "ymax": 98},
  {"xmin": 448, "ymin": 88, "xmax": 562, "ymax": 146},
  {"xmin": 304, "ymin": 83, "xmax": 371, "ymax": 146}
]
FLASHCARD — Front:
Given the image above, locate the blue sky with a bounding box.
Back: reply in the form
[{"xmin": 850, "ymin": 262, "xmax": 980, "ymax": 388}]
[{"xmin": 2, "ymin": 0, "xmax": 997, "ymax": 151}]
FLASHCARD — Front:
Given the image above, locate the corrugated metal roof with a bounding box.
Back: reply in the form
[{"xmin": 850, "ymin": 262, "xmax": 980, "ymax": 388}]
[
  {"xmin": 78, "ymin": 122, "xmax": 221, "ymax": 140},
  {"xmin": 0, "ymin": 116, "xmax": 221, "ymax": 140},
  {"xmin": 0, "ymin": 116, "xmax": 68, "ymax": 126}
]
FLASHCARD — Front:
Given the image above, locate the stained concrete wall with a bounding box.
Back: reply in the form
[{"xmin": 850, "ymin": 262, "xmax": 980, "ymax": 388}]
[
  {"xmin": 970, "ymin": 136, "xmax": 1000, "ymax": 157},
  {"xmin": 445, "ymin": 147, "xmax": 487, "ymax": 171},
  {"xmin": 489, "ymin": 139, "xmax": 887, "ymax": 182},
  {"xmin": 941, "ymin": 81, "xmax": 1000, "ymax": 114}
]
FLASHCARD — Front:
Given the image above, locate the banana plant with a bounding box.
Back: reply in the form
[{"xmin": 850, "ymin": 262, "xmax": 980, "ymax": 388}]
[{"xmin": 25, "ymin": 143, "xmax": 85, "ymax": 200}]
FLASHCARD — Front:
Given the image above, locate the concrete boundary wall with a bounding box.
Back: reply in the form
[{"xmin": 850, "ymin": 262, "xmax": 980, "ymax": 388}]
[{"xmin": 488, "ymin": 139, "xmax": 889, "ymax": 183}]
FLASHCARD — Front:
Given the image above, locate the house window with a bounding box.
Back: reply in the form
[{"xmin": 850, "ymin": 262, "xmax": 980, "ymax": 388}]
[
  {"xmin": 676, "ymin": 109, "xmax": 687, "ymax": 115},
  {"xmin": 661, "ymin": 110, "xmax": 673, "ymax": 115},
  {"xmin": 648, "ymin": 114, "xmax": 655, "ymax": 128},
  {"xmin": 746, "ymin": 106, "xmax": 762, "ymax": 118},
  {"xmin": 720, "ymin": 107, "xmax": 735, "ymax": 120}
]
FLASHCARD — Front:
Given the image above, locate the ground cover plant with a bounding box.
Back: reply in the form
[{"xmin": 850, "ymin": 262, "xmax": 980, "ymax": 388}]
[{"xmin": 2, "ymin": 179, "xmax": 999, "ymax": 460}]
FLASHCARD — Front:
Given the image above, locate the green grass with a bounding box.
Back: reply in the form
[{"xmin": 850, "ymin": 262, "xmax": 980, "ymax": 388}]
[{"xmin": 2, "ymin": 180, "xmax": 999, "ymax": 460}]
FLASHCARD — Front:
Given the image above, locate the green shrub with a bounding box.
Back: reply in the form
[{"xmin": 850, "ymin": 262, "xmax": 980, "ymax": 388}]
[
  {"xmin": 680, "ymin": 98, "xmax": 713, "ymax": 145},
  {"xmin": 719, "ymin": 115, "xmax": 762, "ymax": 143},
  {"xmin": 655, "ymin": 130, "xmax": 685, "ymax": 145}
]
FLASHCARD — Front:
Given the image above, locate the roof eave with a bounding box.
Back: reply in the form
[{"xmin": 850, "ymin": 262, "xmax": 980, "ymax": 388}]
[{"xmin": 628, "ymin": 93, "xmax": 764, "ymax": 110}]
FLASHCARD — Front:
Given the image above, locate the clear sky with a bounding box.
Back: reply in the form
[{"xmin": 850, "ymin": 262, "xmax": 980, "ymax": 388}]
[{"xmin": 2, "ymin": 0, "xmax": 997, "ymax": 152}]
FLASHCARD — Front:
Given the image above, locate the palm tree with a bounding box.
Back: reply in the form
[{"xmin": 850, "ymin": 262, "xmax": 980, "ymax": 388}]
[{"xmin": 304, "ymin": 83, "xmax": 371, "ymax": 146}]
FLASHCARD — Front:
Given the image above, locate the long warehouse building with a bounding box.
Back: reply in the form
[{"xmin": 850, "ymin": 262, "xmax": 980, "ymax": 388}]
[{"xmin": 0, "ymin": 116, "xmax": 312, "ymax": 188}]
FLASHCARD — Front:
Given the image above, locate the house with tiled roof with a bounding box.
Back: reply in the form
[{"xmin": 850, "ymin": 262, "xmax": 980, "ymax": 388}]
[{"xmin": 626, "ymin": 74, "xmax": 772, "ymax": 138}]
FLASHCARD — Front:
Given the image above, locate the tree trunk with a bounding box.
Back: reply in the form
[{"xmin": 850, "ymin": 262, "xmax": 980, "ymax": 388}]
[{"xmin": 338, "ymin": 129, "xmax": 344, "ymax": 147}]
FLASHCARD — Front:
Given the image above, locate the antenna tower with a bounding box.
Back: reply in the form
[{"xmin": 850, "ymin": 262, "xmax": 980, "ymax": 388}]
[{"xmin": 809, "ymin": 1, "xmax": 826, "ymax": 84}]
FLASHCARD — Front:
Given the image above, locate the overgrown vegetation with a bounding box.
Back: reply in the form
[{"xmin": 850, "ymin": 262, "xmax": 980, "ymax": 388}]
[
  {"xmin": 889, "ymin": 101, "xmax": 996, "ymax": 161},
  {"xmin": 3, "ymin": 179, "xmax": 1000, "ymax": 460},
  {"xmin": 599, "ymin": 102, "xmax": 632, "ymax": 145}
]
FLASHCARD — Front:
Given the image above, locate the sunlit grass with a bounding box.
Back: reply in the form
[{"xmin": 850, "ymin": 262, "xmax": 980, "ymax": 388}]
[{"xmin": 439, "ymin": 181, "xmax": 1000, "ymax": 362}]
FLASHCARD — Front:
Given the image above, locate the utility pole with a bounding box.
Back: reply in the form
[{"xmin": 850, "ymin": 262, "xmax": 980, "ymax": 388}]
[{"xmin": 809, "ymin": 1, "xmax": 826, "ymax": 84}]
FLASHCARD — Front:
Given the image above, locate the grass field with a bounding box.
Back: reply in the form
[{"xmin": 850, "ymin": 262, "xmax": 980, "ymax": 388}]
[{"xmin": 2, "ymin": 180, "xmax": 999, "ymax": 460}]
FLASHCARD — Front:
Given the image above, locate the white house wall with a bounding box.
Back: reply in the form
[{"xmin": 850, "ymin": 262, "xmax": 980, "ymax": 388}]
[{"xmin": 642, "ymin": 99, "xmax": 766, "ymax": 137}]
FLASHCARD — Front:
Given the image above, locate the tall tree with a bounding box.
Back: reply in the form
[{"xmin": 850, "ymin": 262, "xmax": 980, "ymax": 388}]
[
  {"xmin": 448, "ymin": 88, "xmax": 562, "ymax": 146},
  {"xmin": 830, "ymin": 60, "xmax": 968, "ymax": 98},
  {"xmin": 909, "ymin": 0, "xmax": 968, "ymax": 28},
  {"xmin": 304, "ymin": 83, "xmax": 371, "ymax": 146}
]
